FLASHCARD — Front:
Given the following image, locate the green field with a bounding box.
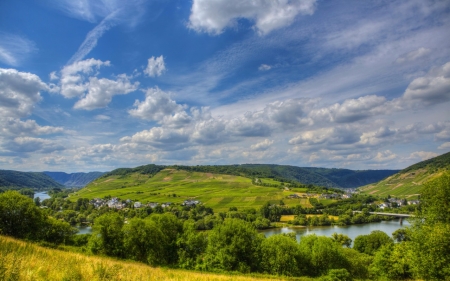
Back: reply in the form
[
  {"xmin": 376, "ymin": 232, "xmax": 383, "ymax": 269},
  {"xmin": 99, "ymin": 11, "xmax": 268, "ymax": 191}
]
[{"xmin": 70, "ymin": 169, "xmax": 309, "ymax": 212}]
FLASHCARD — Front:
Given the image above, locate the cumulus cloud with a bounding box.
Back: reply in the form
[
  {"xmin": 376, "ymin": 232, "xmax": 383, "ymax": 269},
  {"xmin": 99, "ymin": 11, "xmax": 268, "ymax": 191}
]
[
  {"xmin": 310, "ymin": 95, "xmax": 388, "ymax": 123},
  {"xmin": 0, "ymin": 33, "xmax": 37, "ymax": 66},
  {"xmin": 402, "ymin": 61, "xmax": 450, "ymax": 105},
  {"xmin": 250, "ymin": 139, "xmax": 274, "ymax": 151},
  {"xmin": 4, "ymin": 137, "xmax": 64, "ymax": 153},
  {"xmin": 60, "ymin": 58, "xmax": 110, "ymax": 98},
  {"xmin": 373, "ymin": 150, "xmax": 397, "ymax": 162},
  {"xmin": 189, "ymin": 0, "xmax": 317, "ymax": 35},
  {"xmin": 129, "ymin": 87, "xmax": 186, "ymax": 122},
  {"xmin": 0, "ymin": 68, "xmax": 47, "ymax": 118},
  {"xmin": 438, "ymin": 142, "xmax": 450, "ymax": 150},
  {"xmin": 73, "ymin": 76, "xmax": 138, "ymax": 110},
  {"xmin": 258, "ymin": 64, "xmax": 271, "ymax": 71},
  {"xmin": 289, "ymin": 126, "xmax": 361, "ymax": 146},
  {"xmin": 409, "ymin": 151, "xmax": 439, "ymax": 161},
  {"xmin": 263, "ymin": 98, "xmax": 314, "ymax": 127},
  {"xmin": 56, "ymin": 58, "xmax": 139, "ymax": 109},
  {"xmin": 144, "ymin": 56, "xmax": 166, "ymax": 77},
  {"xmin": 396, "ymin": 47, "xmax": 431, "ymax": 64},
  {"xmin": 121, "ymin": 127, "xmax": 189, "ymax": 151},
  {"xmin": 1, "ymin": 119, "xmax": 64, "ymax": 137}
]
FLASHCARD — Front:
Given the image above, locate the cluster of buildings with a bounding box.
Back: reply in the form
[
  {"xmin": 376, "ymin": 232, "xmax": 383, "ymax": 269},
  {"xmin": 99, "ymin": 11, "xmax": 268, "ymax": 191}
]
[
  {"xmin": 88, "ymin": 197, "xmax": 201, "ymax": 210},
  {"xmin": 378, "ymin": 198, "xmax": 420, "ymax": 209}
]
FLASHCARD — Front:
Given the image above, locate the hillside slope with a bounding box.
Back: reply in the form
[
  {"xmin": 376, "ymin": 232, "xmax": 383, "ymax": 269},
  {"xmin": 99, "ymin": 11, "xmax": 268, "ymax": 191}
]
[
  {"xmin": 0, "ymin": 170, "xmax": 63, "ymax": 190},
  {"xmin": 0, "ymin": 235, "xmax": 289, "ymax": 281},
  {"xmin": 70, "ymin": 168, "xmax": 315, "ymax": 212},
  {"xmin": 44, "ymin": 171, "xmax": 104, "ymax": 187},
  {"xmin": 360, "ymin": 151, "xmax": 450, "ymax": 197}
]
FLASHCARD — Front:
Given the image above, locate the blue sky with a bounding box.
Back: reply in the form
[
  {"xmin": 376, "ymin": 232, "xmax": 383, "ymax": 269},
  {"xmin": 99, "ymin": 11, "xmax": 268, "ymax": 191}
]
[{"xmin": 0, "ymin": 0, "xmax": 449, "ymax": 172}]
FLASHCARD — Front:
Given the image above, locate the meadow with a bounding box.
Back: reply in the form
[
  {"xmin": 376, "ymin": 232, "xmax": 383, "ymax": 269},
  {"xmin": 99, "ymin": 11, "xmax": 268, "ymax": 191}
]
[
  {"xmin": 70, "ymin": 169, "xmax": 312, "ymax": 212},
  {"xmin": 0, "ymin": 235, "xmax": 312, "ymax": 281}
]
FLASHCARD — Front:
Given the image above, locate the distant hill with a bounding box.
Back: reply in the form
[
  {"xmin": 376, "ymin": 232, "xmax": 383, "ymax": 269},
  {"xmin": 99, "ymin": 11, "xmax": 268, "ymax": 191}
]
[
  {"xmin": 360, "ymin": 151, "xmax": 450, "ymax": 197},
  {"xmin": 0, "ymin": 170, "xmax": 63, "ymax": 190},
  {"xmin": 44, "ymin": 171, "xmax": 104, "ymax": 187},
  {"xmin": 100, "ymin": 163, "xmax": 398, "ymax": 188}
]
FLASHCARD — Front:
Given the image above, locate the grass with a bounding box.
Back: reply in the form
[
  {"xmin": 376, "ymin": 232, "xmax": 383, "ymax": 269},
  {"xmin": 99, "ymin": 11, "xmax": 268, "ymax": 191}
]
[
  {"xmin": 279, "ymin": 215, "xmax": 339, "ymax": 223},
  {"xmin": 70, "ymin": 169, "xmax": 323, "ymax": 213},
  {"xmin": 0, "ymin": 235, "xmax": 312, "ymax": 281}
]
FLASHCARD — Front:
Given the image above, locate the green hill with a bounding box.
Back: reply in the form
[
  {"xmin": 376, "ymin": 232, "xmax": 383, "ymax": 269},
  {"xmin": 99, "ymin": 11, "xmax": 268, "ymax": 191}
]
[
  {"xmin": 0, "ymin": 170, "xmax": 63, "ymax": 190},
  {"xmin": 70, "ymin": 168, "xmax": 312, "ymax": 212},
  {"xmin": 359, "ymin": 151, "xmax": 450, "ymax": 197}
]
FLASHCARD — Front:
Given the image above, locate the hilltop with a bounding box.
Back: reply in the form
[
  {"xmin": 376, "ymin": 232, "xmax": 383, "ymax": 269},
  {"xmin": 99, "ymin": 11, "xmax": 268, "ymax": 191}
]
[
  {"xmin": 0, "ymin": 170, "xmax": 63, "ymax": 190},
  {"xmin": 44, "ymin": 171, "xmax": 104, "ymax": 187},
  {"xmin": 360, "ymin": 151, "xmax": 450, "ymax": 197}
]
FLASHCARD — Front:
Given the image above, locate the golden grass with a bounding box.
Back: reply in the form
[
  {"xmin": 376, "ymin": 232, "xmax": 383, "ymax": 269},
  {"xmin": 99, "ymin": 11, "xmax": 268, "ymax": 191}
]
[{"xmin": 0, "ymin": 235, "xmax": 303, "ymax": 281}]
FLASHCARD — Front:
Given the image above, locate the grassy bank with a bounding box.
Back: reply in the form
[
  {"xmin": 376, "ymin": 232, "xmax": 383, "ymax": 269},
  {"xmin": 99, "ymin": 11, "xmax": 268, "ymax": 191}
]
[{"xmin": 0, "ymin": 235, "xmax": 311, "ymax": 281}]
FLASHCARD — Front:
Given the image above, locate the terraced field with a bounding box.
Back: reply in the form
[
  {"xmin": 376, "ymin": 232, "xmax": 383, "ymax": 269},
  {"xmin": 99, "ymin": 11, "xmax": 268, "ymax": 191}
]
[{"xmin": 70, "ymin": 169, "xmax": 311, "ymax": 212}]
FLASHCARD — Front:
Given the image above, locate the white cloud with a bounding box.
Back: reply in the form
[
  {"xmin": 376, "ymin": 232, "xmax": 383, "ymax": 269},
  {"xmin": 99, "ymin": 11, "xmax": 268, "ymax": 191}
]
[
  {"xmin": 0, "ymin": 68, "xmax": 47, "ymax": 118},
  {"xmin": 129, "ymin": 87, "xmax": 190, "ymax": 128},
  {"xmin": 310, "ymin": 95, "xmax": 389, "ymax": 123},
  {"xmin": 1, "ymin": 119, "xmax": 64, "ymax": 136},
  {"xmin": 373, "ymin": 150, "xmax": 398, "ymax": 162},
  {"xmin": 189, "ymin": 0, "xmax": 317, "ymax": 35},
  {"xmin": 60, "ymin": 58, "xmax": 110, "ymax": 98},
  {"xmin": 402, "ymin": 61, "xmax": 450, "ymax": 105},
  {"xmin": 250, "ymin": 139, "xmax": 274, "ymax": 151},
  {"xmin": 56, "ymin": 58, "xmax": 139, "ymax": 109},
  {"xmin": 0, "ymin": 33, "xmax": 36, "ymax": 66},
  {"xmin": 396, "ymin": 47, "xmax": 431, "ymax": 64},
  {"xmin": 258, "ymin": 64, "xmax": 271, "ymax": 71},
  {"xmin": 73, "ymin": 76, "xmax": 139, "ymax": 110},
  {"xmin": 409, "ymin": 151, "xmax": 438, "ymax": 161},
  {"xmin": 94, "ymin": 114, "xmax": 111, "ymax": 121},
  {"xmin": 4, "ymin": 137, "xmax": 64, "ymax": 153},
  {"xmin": 121, "ymin": 127, "xmax": 189, "ymax": 151},
  {"xmin": 438, "ymin": 142, "xmax": 450, "ymax": 150},
  {"xmin": 144, "ymin": 56, "xmax": 166, "ymax": 77}
]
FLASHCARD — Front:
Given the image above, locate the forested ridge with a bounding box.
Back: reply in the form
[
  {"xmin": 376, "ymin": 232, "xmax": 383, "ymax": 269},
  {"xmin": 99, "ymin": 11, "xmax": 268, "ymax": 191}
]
[
  {"xmin": 44, "ymin": 171, "xmax": 104, "ymax": 187},
  {"xmin": 0, "ymin": 170, "xmax": 63, "ymax": 190},
  {"xmin": 102, "ymin": 163, "xmax": 398, "ymax": 188}
]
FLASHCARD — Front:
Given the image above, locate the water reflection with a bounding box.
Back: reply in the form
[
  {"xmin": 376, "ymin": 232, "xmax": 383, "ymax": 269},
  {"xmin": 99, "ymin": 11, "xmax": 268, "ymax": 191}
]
[{"xmin": 260, "ymin": 219, "xmax": 410, "ymax": 244}]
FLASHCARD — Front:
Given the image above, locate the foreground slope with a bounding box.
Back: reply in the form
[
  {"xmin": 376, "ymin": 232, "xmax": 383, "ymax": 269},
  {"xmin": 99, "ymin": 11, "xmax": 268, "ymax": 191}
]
[
  {"xmin": 0, "ymin": 170, "xmax": 63, "ymax": 190},
  {"xmin": 0, "ymin": 235, "xmax": 294, "ymax": 281},
  {"xmin": 70, "ymin": 168, "xmax": 312, "ymax": 212},
  {"xmin": 360, "ymin": 151, "xmax": 450, "ymax": 197}
]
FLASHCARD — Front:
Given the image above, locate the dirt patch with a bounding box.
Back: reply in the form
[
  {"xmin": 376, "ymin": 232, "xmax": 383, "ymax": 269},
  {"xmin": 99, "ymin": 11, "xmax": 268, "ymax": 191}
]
[
  {"xmin": 163, "ymin": 177, "xmax": 172, "ymax": 181},
  {"xmin": 103, "ymin": 179, "xmax": 114, "ymax": 183},
  {"xmin": 369, "ymin": 190, "xmax": 379, "ymax": 194},
  {"xmin": 393, "ymin": 183, "xmax": 403, "ymax": 189}
]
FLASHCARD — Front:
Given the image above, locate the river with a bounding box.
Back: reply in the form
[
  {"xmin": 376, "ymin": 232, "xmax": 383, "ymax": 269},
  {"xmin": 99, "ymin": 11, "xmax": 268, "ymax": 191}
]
[
  {"xmin": 33, "ymin": 192, "xmax": 51, "ymax": 201},
  {"xmin": 260, "ymin": 219, "xmax": 410, "ymax": 243},
  {"xmin": 75, "ymin": 219, "xmax": 410, "ymax": 239}
]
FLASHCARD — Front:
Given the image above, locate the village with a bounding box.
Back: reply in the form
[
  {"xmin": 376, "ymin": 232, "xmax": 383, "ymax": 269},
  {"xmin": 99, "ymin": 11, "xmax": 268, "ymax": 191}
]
[{"xmin": 89, "ymin": 197, "xmax": 201, "ymax": 210}]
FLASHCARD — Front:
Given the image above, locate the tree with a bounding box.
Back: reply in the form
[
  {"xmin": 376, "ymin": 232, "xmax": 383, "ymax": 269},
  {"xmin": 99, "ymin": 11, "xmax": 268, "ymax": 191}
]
[
  {"xmin": 177, "ymin": 220, "xmax": 207, "ymax": 269},
  {"xmin": 260, "ymin": 234, "xmax": 304, "ymax": 276},
  {"xmin": 149, "ymin": 213, "xmax": 183, "ymax": 265},
  {"xmin": 203, "ymin": 219, "xmax": 263, "ymax": 273},
  {"xmin": 88, "ymin": 212, "xmax": 124, "ymax": 257},
  {"xmin": 331, "ymin": 233, "xmax": 352, "ymax": 248},
  {"xmin": 0, "ymin": 191, "xmax": 45, "ymax": 240},
  {"xmin": 353, "ymin": 230, "xmax": 393, "ymax": 255},
  {"xmin": 122, "ymin": 218, "xmax": 167, "ymax": 265}
]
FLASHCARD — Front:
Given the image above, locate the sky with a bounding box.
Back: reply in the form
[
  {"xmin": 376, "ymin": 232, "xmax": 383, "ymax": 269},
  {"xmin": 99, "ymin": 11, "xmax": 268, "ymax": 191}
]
[{"xmin": 0, "ymin": 0, "xmax": 450, "ymax": 172}]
